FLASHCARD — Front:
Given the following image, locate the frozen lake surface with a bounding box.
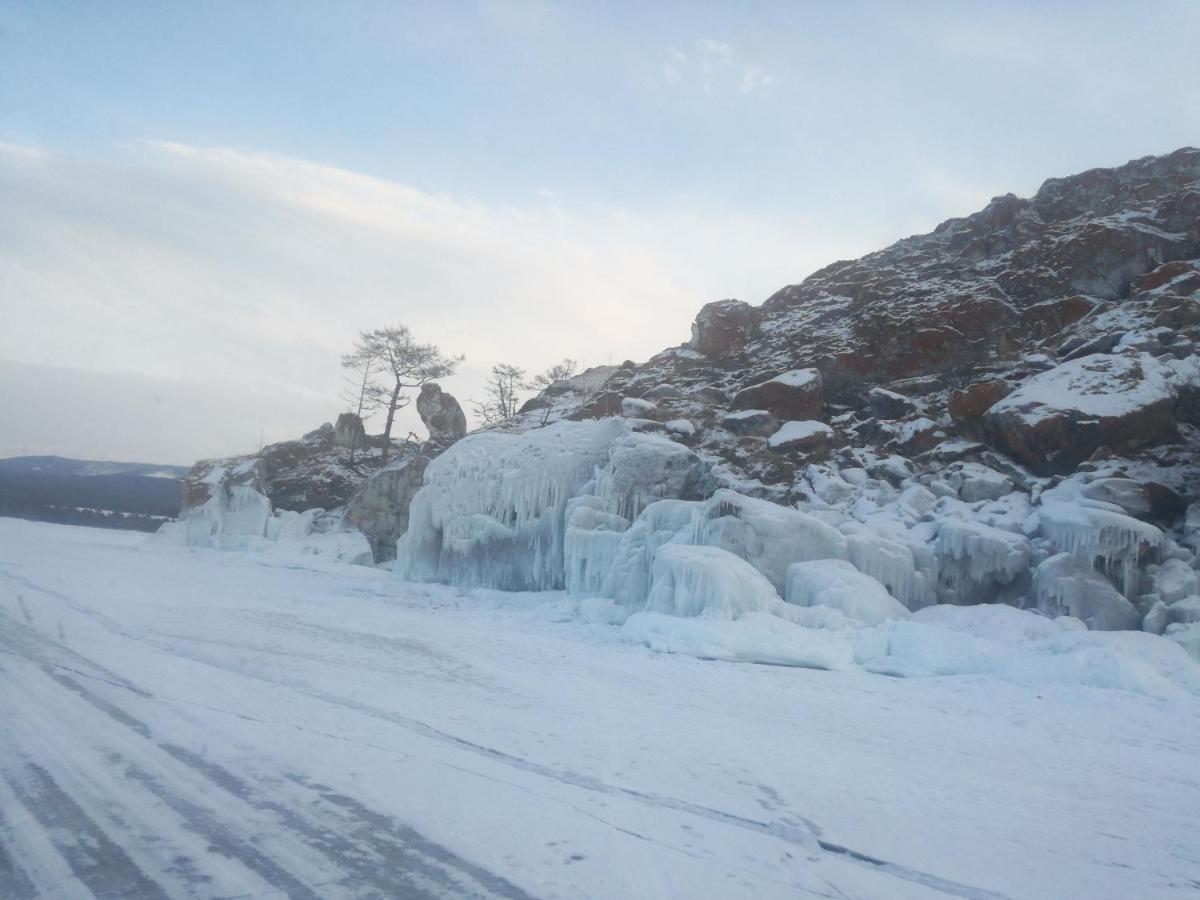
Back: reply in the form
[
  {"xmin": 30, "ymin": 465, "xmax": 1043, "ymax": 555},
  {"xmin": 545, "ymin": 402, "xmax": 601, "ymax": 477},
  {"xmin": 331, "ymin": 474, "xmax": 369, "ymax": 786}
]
[{"xmin": 1, "ymin": 518, "xmax": 1198, "ymax": 898}]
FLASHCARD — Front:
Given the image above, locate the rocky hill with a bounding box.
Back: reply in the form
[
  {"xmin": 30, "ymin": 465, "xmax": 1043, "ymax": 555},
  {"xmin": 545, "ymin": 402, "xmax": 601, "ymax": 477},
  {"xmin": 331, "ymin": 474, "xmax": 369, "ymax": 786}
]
[{"xmin": 165, "ymin": 148, "xmax": 1200, "ymax": 657}]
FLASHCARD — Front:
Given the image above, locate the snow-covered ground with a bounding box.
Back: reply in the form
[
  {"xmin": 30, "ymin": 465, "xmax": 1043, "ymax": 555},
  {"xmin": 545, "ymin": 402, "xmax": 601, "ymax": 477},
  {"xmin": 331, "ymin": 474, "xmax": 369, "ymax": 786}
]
[{"xmin": 2, "ymin": 519, "xmax": 1199, "ymax": 899}]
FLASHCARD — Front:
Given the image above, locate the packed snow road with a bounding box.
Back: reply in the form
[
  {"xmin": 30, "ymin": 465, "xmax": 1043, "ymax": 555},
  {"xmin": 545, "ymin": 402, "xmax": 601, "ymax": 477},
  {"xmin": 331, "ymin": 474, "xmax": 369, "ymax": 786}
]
[{"xmin": 1, "ymin": 519, "xmax": 1198, "ymax": 899}]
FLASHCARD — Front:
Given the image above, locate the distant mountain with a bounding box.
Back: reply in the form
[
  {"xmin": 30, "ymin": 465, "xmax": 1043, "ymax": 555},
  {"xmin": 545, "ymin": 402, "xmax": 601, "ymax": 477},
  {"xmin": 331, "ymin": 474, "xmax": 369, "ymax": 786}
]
[{"xmin": 0, "ymin": 455, "xmax": 187, "ymax": 532}]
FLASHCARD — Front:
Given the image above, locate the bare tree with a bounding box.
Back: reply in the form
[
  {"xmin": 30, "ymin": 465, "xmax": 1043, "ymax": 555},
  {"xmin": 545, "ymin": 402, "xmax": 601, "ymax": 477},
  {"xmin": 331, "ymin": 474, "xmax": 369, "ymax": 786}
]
[
  {"xmin": 529, "ymin": 358, "xmax": 578, "ymax": 426},
  {"xmin": 472, "ymin": 362, "xmax": 527, "ymax": 426},
  {"xmin": 339, "ymin": 350, "xmax": 374, "ymax": 463},
  {"xmin": 344, "ymin": 326, "xmax": 463, "ymax": 463}
]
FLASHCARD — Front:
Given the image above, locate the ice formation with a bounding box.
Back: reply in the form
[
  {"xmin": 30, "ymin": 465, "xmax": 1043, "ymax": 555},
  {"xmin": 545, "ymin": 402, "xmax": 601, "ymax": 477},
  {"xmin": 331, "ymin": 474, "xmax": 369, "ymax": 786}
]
[
  {"xmin": 844, "ymin": 531, "xmax": 936, "ymax": 610},
  {"xmin": 645, "ymin": 544, "xmax": 780, "ymax": 618},
  {"xmin": 1038, "ymin": 500, "xmax": 1163, "ymax": 597},
  {"xmin": 784, "ymin": 559, "xmax": 908, "ymax": 625},
  {"xmin": 396, "ymin": 419, "xmax": 703, "ymax": 591},
  {"xmin": 156, "ymin": 463, "xmax": 372, "ymax": 565},
  {"xmin": 1031, "ymin": 552, "xmax": 1141, "ymax": 631},
  {"xmin": 935, "ymin": 518, "xmax": 1032, "ymax": 602}
]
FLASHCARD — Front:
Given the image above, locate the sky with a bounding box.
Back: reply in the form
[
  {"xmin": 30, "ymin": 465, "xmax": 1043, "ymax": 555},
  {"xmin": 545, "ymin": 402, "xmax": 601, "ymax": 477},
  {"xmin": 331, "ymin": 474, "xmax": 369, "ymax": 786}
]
[{"xmin": 2, "ymin": 1, "xmax": 1198, "ymax": 464}]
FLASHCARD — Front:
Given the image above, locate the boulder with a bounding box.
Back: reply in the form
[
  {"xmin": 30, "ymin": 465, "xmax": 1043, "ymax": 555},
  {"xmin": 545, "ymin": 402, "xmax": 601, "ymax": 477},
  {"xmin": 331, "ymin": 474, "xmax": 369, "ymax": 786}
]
[
  {"xmin": 868, "ymin": 387, "xmax": 918, "ymax": 419},
  {"xmin": 980, "ymin": 354, "xmax": 1178, "ymax": 474},
  {"xmin": 333, "ymin": 412, "xmax": 366, "ymax": 449},
  {"xmin": 767, "ymin": 420, "xmax": 834, "ymax": 453},
  {"xmin": 721, "ymin": 409, "xmax": 778, "ymax": 437},
  {"xmin": 416, "ymin": 383, "xmax": 467, "ymax": 445},
  {"xmin": 688, "ymin": 299, "xmax": 755, "ymax": 357},
  {"xmin": 949, "ymin": 379, "xmax": 1012, "ymax": 426},
  {"xmin": 1080, "ymin": 477, "xmax": 1186, "ymax": 522},
  {"xmin": 344, "ymin": 453, "xmax": 431, "ymax": 562},
  {"xmin": 732, "ymin": 369, "xmax": 823, "ymax": 421},
  {"xmin": 621, "ymin": 397, "xmax": 658, "ymax": 418}
]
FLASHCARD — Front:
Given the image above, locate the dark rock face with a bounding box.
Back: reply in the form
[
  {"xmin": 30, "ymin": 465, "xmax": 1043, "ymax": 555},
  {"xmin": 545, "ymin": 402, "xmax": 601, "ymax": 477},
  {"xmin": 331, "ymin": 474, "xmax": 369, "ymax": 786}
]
[
  {"xmin": 732, "ymin": 369, "xmax": 823, "ymax": 421},
  {"xmin": 344, "ymin": 453, "xmax": 431, "ymax": 561},
  {"xmin": 868, "ymin": 387, "xmax": 918, "ymax": 420},
  {"xmin": 688, "ymin": 299, "xmax": 755, "ymax": 357},
  {"xmin": 417, "ymin": 383, "xmax": 467, "ymax": 445},
  {"xmin": 334, "ymin": 413, "xmax": 366, "ymax": 449},
  {"xmin": 980, "ymin": 354, "xmax": 1179, "ymax": 475}
]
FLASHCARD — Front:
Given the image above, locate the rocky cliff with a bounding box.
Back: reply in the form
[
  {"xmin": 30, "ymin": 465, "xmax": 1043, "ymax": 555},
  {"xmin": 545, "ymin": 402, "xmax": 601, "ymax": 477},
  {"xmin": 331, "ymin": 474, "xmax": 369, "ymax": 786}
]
[{"xmin": 390, "ymin": 148, "xmax": 1200, "ymax": 656}]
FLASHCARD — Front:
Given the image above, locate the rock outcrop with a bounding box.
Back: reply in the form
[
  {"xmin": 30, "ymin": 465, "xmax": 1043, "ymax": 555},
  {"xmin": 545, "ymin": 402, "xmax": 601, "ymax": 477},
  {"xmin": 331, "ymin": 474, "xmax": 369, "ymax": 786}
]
[{"xmin": 416, "ymin": 383, "xmax": 467, "ymax": 446}]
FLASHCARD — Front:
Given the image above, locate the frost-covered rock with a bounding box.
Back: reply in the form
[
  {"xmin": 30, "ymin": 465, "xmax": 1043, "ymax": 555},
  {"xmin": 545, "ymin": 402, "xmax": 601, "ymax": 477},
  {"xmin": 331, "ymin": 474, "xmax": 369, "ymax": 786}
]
[
  {"xmin": 784, "ymin": 559, "xmax": 908, "ymax": 625},
  {"xmin": 981, "ymin": 353, "xmax": 1178, "ymax": 474},
  {"xmin": 1032, "ymin": 553, "xmax": 1140, "ymax": 631}
]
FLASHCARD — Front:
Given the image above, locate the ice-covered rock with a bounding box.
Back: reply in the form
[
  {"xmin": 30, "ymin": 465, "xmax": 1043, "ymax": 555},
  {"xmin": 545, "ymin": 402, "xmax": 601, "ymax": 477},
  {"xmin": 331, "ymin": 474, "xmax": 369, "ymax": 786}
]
[
  {"xmin": 1143, "ymin": 599, "xmax": 1170, "ymax": 635},
  {"xmin": 645, "ymin": 544, "xmax": 780, "ymax": 618},
  {"xmin": 1152, "ymin": 558, "xmax": 1200, "ymax": 604},
  {"xmin": 845, "ymin": 531, "xmax": 936, "ymax": 610},
  {"xmin": 396, "ymin": 419, "xmax": 702, "ymax": 591},
  {"xmin": 946, "ymin": 463, "xmax": 1013, "ymax": 503},
  {"xmin": 1039, "ymin": 500, "xmax": 1163, "ymax": 598},
  {"xmin": 1165, "ymin": 622, "xmax": 1200, "ymax": 661},
  {"xmin": 1032, "ymin": 553, "xmax": 1141, "ymax": 631},
  {"xmin": 936, "ymin": 518, "xmax": 1031, "ymax": 602},
  {"xmin": 784, "ymin": 559, "xmax": 908, "ymax": 625},
  {"xmin": 1168, "ymin": 596, "xmax": 1200, "ymax": 625},
  {"xmin": 694, "ymin": 489, "xmax": 848, "ymax": 593}
]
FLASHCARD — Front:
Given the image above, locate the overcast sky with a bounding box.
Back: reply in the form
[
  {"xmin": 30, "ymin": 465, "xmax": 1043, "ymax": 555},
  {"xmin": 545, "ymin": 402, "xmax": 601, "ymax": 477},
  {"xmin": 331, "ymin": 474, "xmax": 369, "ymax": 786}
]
[{"xmin": 2, "ymin": 1, "xmax": 1199, "ymax": 464}]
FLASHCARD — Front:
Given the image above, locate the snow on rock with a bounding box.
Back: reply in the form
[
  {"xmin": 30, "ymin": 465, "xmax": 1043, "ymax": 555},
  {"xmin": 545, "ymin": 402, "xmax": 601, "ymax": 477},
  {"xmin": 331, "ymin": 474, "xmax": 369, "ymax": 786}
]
[
  {"xmin": 784, "ymin": 559, "xmax": 909, "ymax": 625},
  {"xmin": 732, "ymin": 368, "xmax": 823, "ymax": 421},
  {"xmin": 935, "ymin": 518, "xmax": 1032, "ymax": 602},
  {"xmin": 945, "ymin": 462, "xmax": 1013, "ymax": 503},
  {"xmin": 720, "ymin": 408, "xmax": 778, "ymax": 436},
  {"xmin": 620, "ymin": 396, "xmax": 658, "ymax": 418},
  {"xmin": 981, "ymin": 353, "xmax": 1179, "ymax": 474},
  {"xmin": 1032, "ymin": 552, "xmax": 1141, "ymax": 631},
  {"xmin": 664, "ymin": 418, "xmax": 696, "ymax": 437},
  {"xmin": 767, "ymin": 420, "xmax": 834, "ymax": 452}
]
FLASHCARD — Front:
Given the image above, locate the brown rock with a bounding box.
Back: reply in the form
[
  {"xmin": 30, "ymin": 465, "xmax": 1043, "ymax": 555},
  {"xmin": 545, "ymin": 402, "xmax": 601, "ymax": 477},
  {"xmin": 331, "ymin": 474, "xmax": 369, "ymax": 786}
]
[
  {"xmin": 688, "ymin": 299, "xmax": 755, "ymax": 357},
  {"xmin": 949, "ymin": 379, "xmax": 1012, "ymax": 425},
  {"xmin": 981, "ymin": 354, "xmax": 1178, "ymax": 475},
  {"xmin": 732, "ymin": 369, "xmax": 823, "ymax": 421}
]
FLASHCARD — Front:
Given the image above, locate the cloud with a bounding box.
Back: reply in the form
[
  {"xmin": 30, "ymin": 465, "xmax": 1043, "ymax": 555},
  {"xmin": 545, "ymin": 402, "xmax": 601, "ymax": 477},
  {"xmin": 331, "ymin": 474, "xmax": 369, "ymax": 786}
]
[
  {"xmin": 0, "ymin": 142, "xmax": 859, "ymax": 461},
  {"xmin": 660, "ymin": 39, "xmax": 771, "ymax": 95}
]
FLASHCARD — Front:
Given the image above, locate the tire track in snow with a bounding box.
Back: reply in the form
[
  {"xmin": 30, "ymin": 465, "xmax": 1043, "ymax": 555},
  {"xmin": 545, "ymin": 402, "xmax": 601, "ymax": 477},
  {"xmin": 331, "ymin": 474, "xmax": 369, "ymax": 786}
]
[{"xmin": 4, "ymin": 563, "xmax": 1012, "ymax": 900}]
